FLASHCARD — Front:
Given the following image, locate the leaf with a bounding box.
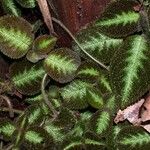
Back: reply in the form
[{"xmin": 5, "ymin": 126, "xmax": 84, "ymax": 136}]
[
  {"xmin": 116, "ymin": 126, "xmax": 150, "ymax": 150},
  {"xmin": 110, "ymin": 35, "xmax": 150, "ymax": 108},
  {"xmin": 1, "ymin": 0, "xmax": 21, "ymax": 16},
  {"xmin": 10, "ymin": 60, "xmax": 45, "ymax": 95},
  {"xmin": 61, "ymin": 80, "xmax": 93, "ymax": 109},
  {"xmin": 89, "ymin": 110, "xmax": 112, "ymax": 136},
  {"xmin": 72, "ymin": 26, "xmax": 122, "ymax": 64},
  {"xmin": 44, "ymin": 48, "xmax": 81, "ymax": 83},
  {"xmin": 0, "ymin": 119, "xmax": 16, "ymax": 140},
  {"xmin": 15, "ymin": 0, "xmax": 36, "ymax": 8},
  {"xmin": 94, "ymin": 0, "xmax": 140, "ymax": 37},
  {"xmin": 33, "ymin": 34, "xmax": 57, "ymax": 55},
  {"xmin": 0, "ymin": 15, "xmax": 34, "ymax": 59}
]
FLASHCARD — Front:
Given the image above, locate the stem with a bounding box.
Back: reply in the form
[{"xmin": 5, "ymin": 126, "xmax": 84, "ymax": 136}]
[
  {"xmin": 41, "ymin": 74, "xmax": 58, "ymax": 117},
  {"xmin": 51, "ymin": 17, "xmax": 109, "ymax": 71},
  {"xmin": 0, "ymin": 107, "xmax": 23, "ymax": 114}
]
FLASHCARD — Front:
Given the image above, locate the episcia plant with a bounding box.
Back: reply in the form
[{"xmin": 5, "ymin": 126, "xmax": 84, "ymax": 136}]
[{"xmin": 1, "ymin": 0, "xmax": 150, "ymax": 149}]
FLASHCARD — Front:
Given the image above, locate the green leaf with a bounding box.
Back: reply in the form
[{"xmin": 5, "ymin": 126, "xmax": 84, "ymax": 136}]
[
  {"xmin": 72, "ymin": 26, "xmax": 122, "ymax": 64},
  {"xmin": 1, "ymin": 0, "xmax": 21, "ymax": 16},
  {"xmin": 44, "ymin": 48, "xmax": 81, "ymax": 83},
  {"xmin": 15, "ymin": 0, "xmax": 36, "ymax": 8},
  {"xmin": 10, "ymin": 60, "xmax": 45, "ymax": 95},
  {"xmin": 110, "ymin": 35, "xmax": 150, "ymax": 108},
  {"xmin": 94, "ymin": 0, "xmax": 140, "ymax": 37},
  {"xmin": 33, "ymin": 34, "xmax": 57, "ymax": 55},
  {"xmin": 116, "ymin": 126, "xmax": 150, "ymax": 150},
  {"xmin": 0, "ymin": 15, "xmax": 34, "ymax": 59},
  {"xmin": 61, "ymin": 80, "xmax": 93, "ymax": 109},
  {"xmin": 0, "ymin": 119, "xmax": 16, "ymax": 140}
]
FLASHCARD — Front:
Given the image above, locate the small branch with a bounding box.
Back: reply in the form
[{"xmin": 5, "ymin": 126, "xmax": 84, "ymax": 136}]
[
  {"xmin": 37, "ymin": 0, "xmax": 55, "ymax": 34},
  {"xmin": 0, "ymin": 95, "xmax": 14, "ymax": 117},
  {"xmin": 51, "ymin": 17, "xmax": 109, "ymax": 71},
  {"xmin": 0, "ymin": 107, "xmax": 23, "ymax": 115},
  {"xmin": 41, "ymin": 74, "xmax": 58, "ymax": 117}
]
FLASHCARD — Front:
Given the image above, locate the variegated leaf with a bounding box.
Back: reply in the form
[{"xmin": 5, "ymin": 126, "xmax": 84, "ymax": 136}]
[
  {"xmin": 60, "ymin": 80, "xmax": 93, "ymax": 109},
  {"xmin": 15, "ymin": 0, "xmax": 36, "ymax": 8},
  {"xmin": 116, "ymin": 126, "xmax": 150, "ymax": 150},
  {"xmin": 0, "ymin": 15, "xmax": 34, "ymax": 59},
  {"xmin": 94, "ymin": 0, "xmax": 140, "ymax": 37},
  {"xmin": 110, "ymin": 35, "xmax": 150, "ymax": 108},
  {"xmin": 44, "ymin": 48, "xmax": 81, "ymax": 83},
  {"xmin": 10, "ymin": 60, "xmax": 45, "ymax": 95},
  {"xmin": 72, "ymin": 26, "xmax": 122, "ymax": 64}
]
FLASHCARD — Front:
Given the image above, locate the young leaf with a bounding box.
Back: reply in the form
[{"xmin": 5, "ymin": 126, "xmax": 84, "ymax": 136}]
[
  {"xmin": 110, "ymin": 35, "xmax": 150, "ymax": 108},
  {"xmin": 72, "ymin": 26, "xmax": 122, "ymax": 64},
  {"xmin": 94, "ymin": 0, "xmax": 140, "ymax": 37},
  {"xmin": 0, "ymin": 15, "xmax": 34, "ymax": 59},
  {"xmin": 1, "ymin": 0, "xmax": 21, "ymax": 16},
  {"xmin": 44, "ymin": 48, "xmax": 81, "ymax": 83},
  {"xmin": 33, "ymin": 35, "xmax": 57, "ymax": 55},
  {"xmin": 116, "ymin": 126, "xmax": 150, "ymax": 150},
  {"xmin": 60, "ymin": 80, "xmax": 93, "ymax": 109},
  {"xmin": 15, "ymin": 0, "xmax": 36, "ymax": 8},
  {"xmin": 10, "ymin": 60, "xmax": 45, "ymax": 95}
]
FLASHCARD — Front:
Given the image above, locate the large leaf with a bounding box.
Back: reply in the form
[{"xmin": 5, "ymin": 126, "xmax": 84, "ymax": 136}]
[
  {"xmin": 0, "ymin": 15, "xmax": 34, "ymax": 59},
  {"xmin": 1, "ymin": 0, "xmax": 21, "ymax": 16},
  {"xmin": 44, "ymin": 48, "xmax": 81, "ymax": 83},
  {"xmin": 116, "ymin": 126, "xmax": 150, "ymax": 150},
  {"xmin": 10, "ymin": 60, "xmax": 45, "ymax": 95},
  {"xmin": 15, "ymin": 0, "xmax": 36, "ymax": 8},
  {"xmin": 72, "ymin": 26, "xmax": 122, "ymax": 64},
  {"xmin": 110, "ymin": 35, "xmax": 150, "ymax": 108},
  {"xmin": 94, "ymin": 0, "xmax": 140, "ymax": 37},
  {"xmin": 60, "ymin": 80, "xmax": 93, "ymax": 109}
]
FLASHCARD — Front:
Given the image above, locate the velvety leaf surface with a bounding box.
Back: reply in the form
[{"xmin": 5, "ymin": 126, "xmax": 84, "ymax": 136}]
[
  {"xmin": 44, "ymin": 48, "xmax": 81, "ymax": 83},
  {"xmin": 0, "ymin": 15, "xmax": 34, "ymax": 59},
  {"xmin": 15, "ymin": 0, "xmax": 36, "ymax": 8},
  {"xmin": 10, "ymin": 60, "xmax": 45, "ymax": 95},
  {"xmin": 94, "ymin": 0, "xmax": 140, "ymax": 37},
  {"xmin": 110, "ymin": 35, "xmax": 150, "ymax": 109}
]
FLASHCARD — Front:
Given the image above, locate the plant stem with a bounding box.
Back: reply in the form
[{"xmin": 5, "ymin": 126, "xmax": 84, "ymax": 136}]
[
  {"xmin": 0, "ymin": 107, "xmax": 23, "ymax": 114},
  {"xmin": 51, "ymin": 17, "xmax": 109, "ymax": 71},
  {"xmin": 41, "ymin": 74, "xmax": 58, "ymax": 117}
]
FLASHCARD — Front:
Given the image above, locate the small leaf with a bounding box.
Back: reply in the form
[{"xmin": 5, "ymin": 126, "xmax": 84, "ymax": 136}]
[
  {"xmin": 116, "ymin": 126, "xmax": 150, "ymax": 150},
  {"xmin": 33, "ymin": 35, "xmax": 57, "ymax": 55},
  {"xmin": 44, "ymin": 48, "xmax": 81, "ymax": 83},
  {"xmin": 15, "ymin": 0, "xmax": 36, "ymax": 8},
  {"xmin": 10, "ymin": 60, "xmax": 45, "ymax": 95},
  {"xmin": 110, "ymin": 35, "xmax": 150, "ymax": 108},
  {"xmin": 72, "ymin": 26, "xmax": 122, "ymax": 64},
  {"xmin": 61, "ymin": 80, "xmax": 93, "ymax": 109},
  {"xmin": 94, "ymin": 0, "xmax": 140, "ymax": 37},
  {"xmin": 0, "ymin": 15, "xmax": 34, "ymax": 59},
  {"xmin": 2, "ymin": 0, "xmax": 21, "ymax": 16}
]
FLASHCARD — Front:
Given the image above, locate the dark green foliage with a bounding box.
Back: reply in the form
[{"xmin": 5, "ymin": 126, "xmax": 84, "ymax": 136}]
[{"xmin": 15, "ymin": 0, "xmax": 36, "ymax": 8}]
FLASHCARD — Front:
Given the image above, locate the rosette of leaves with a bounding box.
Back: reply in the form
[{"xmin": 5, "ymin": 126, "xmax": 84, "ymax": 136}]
[
  {"xmin": 10, "ymin": 60, "xmax": 45, "ymax": 95},
  {"xmin": 15, "ymin": 0, "xmax": 36, "ymax": 8},
  {"xmin": 94, "ymin": 0, "xmax": 141, "ymax": 37},
  {"xmin": 0, "ymin": 15, "xmax": 34, "ymax": 59},
  {"xmin": 72, "ymin": 26, "xmax": 123, "ymax": 64},
  {"xmin": 44, "ymin": 48, "xmax": 81, "ymax": 83},
  {"xmin": 110, "ymin": 35, "xmax": 150, "ymax": 109}
]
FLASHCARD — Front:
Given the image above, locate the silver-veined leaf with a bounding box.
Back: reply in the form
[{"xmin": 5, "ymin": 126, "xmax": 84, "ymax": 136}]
[
  {"xmin": 60, "ymin": 80, "xmax": 93, "ymax": 109},
  {"xmin": 110, "ymin": 35, "xmax": 150, "ymax": 108},
  {"xmin": 10, "ymin": 60, "xmax": 45, "ymax": 95},
  {"xmin": 0, "ymin": 15, "xmax": 34, "ymax": 59},
  {"xmin": 44, "ymin": 48, "xmax": 81, "ymax": 83},
  {"xmin": 94, "ymin": 0, "xmax": 140, "ymax": 37},
  {"xmin": 116, "ymin": 126, "xmax": 150, "ymax": 150},
  {"xmin": 1, "ymin": 0, "xmax": 21, "ymax": 16},
  {"xmin": 72, "ymin": 26, "xmax": 122, "ymax": 64},
  {"xmin": 15, "ymin": 0, "xmax": 36, "ymax": 8}
]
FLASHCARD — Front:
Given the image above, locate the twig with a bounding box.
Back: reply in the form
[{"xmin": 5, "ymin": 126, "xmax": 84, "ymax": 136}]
[
  {"xmin": 37, "ymin": 0, "xmax": 55, "ymax": 34},
  {"xmin": 0, "ymin": 106, "xmax": 23, "ymax": 114},
  {"xmin": 41, "ymin": 74, "xmax": 58, "ymax": 118},
  {"xmin": 51, "ymin": 17, "xmax": 109, "ymax": 71},
  {"xmin": 0, "ymin": 95, "xmax": 14, "ymax": 117}
]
